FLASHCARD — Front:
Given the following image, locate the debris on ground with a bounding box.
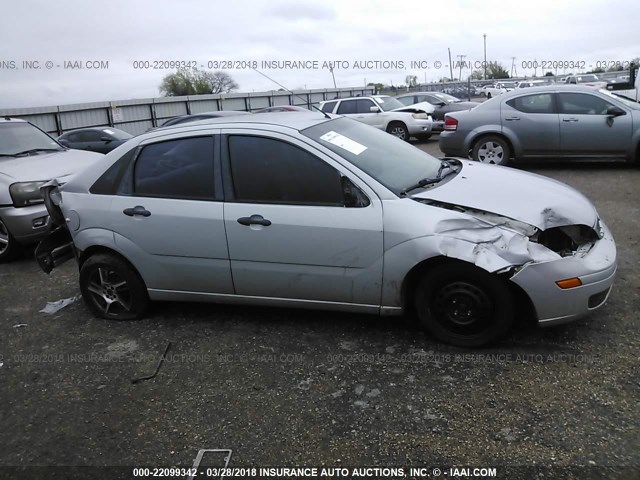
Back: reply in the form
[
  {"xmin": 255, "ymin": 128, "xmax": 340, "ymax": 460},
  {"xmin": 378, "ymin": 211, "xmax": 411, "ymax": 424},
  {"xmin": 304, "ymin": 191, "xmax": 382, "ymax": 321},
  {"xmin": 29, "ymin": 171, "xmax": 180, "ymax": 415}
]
[
  {"xmin": 131, "ymin": 342, "xmax": 172, "ymax": 384},
  {"xmin": 39, "ymin": 296, "xmax": 79, "ymax": 314}
]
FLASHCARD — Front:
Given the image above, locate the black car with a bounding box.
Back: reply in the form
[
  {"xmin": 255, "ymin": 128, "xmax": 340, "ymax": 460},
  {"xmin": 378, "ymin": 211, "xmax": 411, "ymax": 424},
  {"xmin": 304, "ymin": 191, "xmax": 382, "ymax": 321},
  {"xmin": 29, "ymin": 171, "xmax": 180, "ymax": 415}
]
[
  {"xmin": 396, "ymin": 92, "xmax": 480, "ymax": 131},
  {"xmin": 160, "ymin": 110, "xmax": 251, "ymax": 127},
  {"xmin": 57, "ymin": 127, "xmax": 132, "ymax": 154}
]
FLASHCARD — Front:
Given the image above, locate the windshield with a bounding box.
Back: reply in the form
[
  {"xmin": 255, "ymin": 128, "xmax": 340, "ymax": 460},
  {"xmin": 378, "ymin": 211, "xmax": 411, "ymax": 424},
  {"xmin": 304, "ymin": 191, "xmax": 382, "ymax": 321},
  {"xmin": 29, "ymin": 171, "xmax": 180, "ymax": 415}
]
[
  {"xmin": 600, "ymin": 89, "xmax": 640, "ymax": 110},
  {"xmin": 501, "ymin": 82, "xmax": 517, "ymax": 88},
  {"xmin": 373, "ymin": 96, "xmax": 405, "ymax": 111},
  {"xmin": 301, "ymin": 117, "xmax": 442, "ymax": 195},
  {"xmin": 0, "ymin": 122, "xmax": 63, "ymax": 156},
  {"xmin": 578, "ymin": 75, "xmax": 598, "ymax": 82},
  {"xmin": 432, "ymin": 93, "xmax": 459, "ymax": 103}
]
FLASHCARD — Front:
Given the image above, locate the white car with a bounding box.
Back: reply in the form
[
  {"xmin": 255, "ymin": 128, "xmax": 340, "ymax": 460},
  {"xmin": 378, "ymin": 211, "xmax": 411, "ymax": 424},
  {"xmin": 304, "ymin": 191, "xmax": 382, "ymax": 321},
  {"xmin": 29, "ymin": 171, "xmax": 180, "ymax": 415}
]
[
  {"xmin": 319, "ymin": 95, "xmax": 433, "ymax": 141},
  {"xmin": 483, "ymin": 81, "xmax": 518, "ymax": 99}
]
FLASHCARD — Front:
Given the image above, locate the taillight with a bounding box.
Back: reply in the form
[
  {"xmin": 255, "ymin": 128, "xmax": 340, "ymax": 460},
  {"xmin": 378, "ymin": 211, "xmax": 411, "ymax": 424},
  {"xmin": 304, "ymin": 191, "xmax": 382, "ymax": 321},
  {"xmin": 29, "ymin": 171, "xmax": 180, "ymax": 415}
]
[{"xmin": 444, "ymin": 116, "xmax": 458, "ymax": 131}]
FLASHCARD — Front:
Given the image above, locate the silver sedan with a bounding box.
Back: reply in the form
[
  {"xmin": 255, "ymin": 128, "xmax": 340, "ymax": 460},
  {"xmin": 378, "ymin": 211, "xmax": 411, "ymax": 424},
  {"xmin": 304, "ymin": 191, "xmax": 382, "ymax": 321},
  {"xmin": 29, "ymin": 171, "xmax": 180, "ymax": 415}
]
[
  {"xmin": 36, "ymin": 113, "xmax": 616, "ymax": 347},
  {"xmin": 439, "ymin": 85, "xmax": 640, "ymax": 166}
]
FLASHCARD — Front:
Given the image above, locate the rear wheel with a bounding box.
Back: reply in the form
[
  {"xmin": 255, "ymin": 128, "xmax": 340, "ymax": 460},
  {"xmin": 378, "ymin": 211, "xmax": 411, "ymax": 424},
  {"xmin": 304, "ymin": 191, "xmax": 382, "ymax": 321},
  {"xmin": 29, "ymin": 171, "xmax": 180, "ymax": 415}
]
[
  {"xmin": 472, "ymin": 135, "xmax": 511, "ymax": 166},
  {"xmin": 414, "ymin": 262, "xmax": 514, "ymax": 347},
  {"xmin": 386, "ymin": 122, "xmax": 409, "ymax": 141},
  {"xmin": 79, "ymin": 253, "xmax": 149, "ymax": 320},
  {"xmin": 0, "ymin": 219, "xmax": 20, "ymax": 263}
]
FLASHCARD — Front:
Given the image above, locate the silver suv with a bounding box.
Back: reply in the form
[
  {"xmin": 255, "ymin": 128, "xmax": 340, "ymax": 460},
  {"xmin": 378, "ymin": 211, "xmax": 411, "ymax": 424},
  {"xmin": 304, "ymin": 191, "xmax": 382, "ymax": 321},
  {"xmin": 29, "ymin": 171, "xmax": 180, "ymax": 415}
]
[
  {"xmin": 36, "ymin": 113, "xmax": 616, "ymax": 347},
  {"xmin": 319, "ymin": 95, "xmax": 433, "ymax": 141},
  {"xmin": 0, "ymin": 117, "xmax": 102, "ymax": 262}
]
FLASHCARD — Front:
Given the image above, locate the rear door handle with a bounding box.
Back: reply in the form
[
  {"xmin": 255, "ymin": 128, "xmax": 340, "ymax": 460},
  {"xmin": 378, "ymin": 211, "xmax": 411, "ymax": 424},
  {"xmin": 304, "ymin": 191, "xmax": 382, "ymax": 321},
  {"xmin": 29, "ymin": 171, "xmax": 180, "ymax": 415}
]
[
  {"xmin": 504, "ymin": 116, "xmax": 520, "ymax": 121},
  {"xmin": 237, "ymin": 214, "xmax": 271, "ymax": 227},
  {"xmin": 562, "ymin": 118, "xmax": 579, "ymax": 122},
  {"xmin": 123, "ymin": 206, "xmax": 151, "ymax": 217}
]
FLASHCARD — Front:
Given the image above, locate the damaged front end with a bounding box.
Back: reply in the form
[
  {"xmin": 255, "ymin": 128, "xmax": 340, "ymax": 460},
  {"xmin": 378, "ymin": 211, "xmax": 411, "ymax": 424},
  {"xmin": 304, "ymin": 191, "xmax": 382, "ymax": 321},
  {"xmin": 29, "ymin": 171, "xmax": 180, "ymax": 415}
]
[
  {"xmin": 415, "ymin": 199, "xmax": 602, "ymax": 274},
  {"xmin": 34, "ymin": 180, "xmax": 74, "ymax": 273}
]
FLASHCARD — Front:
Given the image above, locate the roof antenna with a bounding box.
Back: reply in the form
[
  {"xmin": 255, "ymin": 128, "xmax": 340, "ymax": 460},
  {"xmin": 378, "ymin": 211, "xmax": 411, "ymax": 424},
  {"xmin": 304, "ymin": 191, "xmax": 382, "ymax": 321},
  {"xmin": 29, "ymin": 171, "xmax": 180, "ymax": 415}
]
[{"xmin": 252, "ymin": 68, "xmax": 331, "ymax": 119}]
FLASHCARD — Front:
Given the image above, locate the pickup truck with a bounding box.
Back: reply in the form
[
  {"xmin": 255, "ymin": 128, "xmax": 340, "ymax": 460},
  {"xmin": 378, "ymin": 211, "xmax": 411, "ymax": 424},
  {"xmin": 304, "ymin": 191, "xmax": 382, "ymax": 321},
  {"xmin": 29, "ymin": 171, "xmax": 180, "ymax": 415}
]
[
  {"xmin": 563, "ymin": 74, "xmax": 608, "ymax": 89},
  {"xmin": 606, "ymin": 64, "xmax": 639, "ymax": 102},
  {"xmin": 483, "ymin": 81, "xmax": 517, "ymax": 99}
]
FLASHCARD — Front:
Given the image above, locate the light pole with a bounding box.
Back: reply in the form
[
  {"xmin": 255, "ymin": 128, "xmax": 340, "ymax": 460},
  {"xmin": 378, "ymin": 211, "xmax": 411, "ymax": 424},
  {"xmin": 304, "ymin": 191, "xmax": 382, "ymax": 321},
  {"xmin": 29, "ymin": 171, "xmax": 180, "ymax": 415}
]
[{"xmin": 483, "ymin": 33, "xmax": 487, "ymax": 80}]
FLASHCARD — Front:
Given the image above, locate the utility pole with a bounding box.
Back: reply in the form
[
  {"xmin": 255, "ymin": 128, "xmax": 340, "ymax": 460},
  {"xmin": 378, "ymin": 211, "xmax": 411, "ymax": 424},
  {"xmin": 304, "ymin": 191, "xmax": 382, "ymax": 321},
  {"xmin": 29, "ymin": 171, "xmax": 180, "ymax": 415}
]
[
  {"xmin": 329, "ymin": 65, "xmax": 337, "ymax": 88},
  {"xmin": 483, "ymin": 34, "xmax": 487, "ymax": 80},
  {"xmin": 448, "ymin": 48, "xmax": 454, "ymax": 81},
  {"xmin": 457, "ymin": 54, "xmax": 466, "ymax": 81},
  {"xmin": 510, "ymin": 57, "xmax": 518, "ymax": 78}
]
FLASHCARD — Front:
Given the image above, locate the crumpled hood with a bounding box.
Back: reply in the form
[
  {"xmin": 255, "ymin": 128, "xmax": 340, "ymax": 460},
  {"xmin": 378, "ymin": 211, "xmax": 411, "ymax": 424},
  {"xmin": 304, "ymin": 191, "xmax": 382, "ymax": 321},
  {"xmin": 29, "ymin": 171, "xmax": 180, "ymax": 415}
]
[
  {"xmin": 0, "ymin": 149, "xmax": 103, "ymax": 182},
  {"xmin": 412, "ymin": 161, "xmax": 598, "ymax": 231},
  {"xmin": 391, "ymin": 102, "xmax": 435, "ymax": 114}
]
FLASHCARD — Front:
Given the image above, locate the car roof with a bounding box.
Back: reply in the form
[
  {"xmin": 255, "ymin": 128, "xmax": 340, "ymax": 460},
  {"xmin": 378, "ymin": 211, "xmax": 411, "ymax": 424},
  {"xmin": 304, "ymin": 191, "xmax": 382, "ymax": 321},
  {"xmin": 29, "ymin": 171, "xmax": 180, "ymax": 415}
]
[
  {"xmin": 147, "ymin": 111, "xmax": 335, "ymax": 138},
  {"xmin": 60, "ymin": 126, "xmax": 128, "ymax": 134},
  {"xmin": 498, "ymin": 84, "xmax": 606, "ymax": 99}
]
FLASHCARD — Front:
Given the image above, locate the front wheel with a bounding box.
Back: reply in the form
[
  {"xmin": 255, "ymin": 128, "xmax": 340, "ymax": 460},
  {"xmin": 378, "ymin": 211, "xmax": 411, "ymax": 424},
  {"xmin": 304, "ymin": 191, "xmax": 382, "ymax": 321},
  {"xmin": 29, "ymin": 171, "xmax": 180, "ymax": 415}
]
[
  {"xmin": 486, "ymin": 92, "xmax": 492, "ymax": 99},
  {"xmin": 386, "ymin": 122, "xmax": 410, "ymax": 142},
  {"xmin": 414, "ymin": 263, "xmax": 514, "ymax": 347},
  {"xmin": 472, "ymin": 135, "xmax": 511, "ymax": 166},
  {"xmin": 79, "ymin": 253, "xmax": 149, "ymax": 320},
  {"xmin": 0, "ymin": 218, "xmax": 20, "ymax": 263}
]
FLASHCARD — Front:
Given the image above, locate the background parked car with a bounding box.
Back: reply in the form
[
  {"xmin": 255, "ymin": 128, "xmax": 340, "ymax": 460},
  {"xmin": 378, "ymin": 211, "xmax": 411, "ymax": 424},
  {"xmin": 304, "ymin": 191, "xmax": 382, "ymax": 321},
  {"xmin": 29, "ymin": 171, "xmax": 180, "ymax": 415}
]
[
  {"xmin": 254, "ymin": 105, "xmax": 310, "ymax": 113},
  {"xmin": 517, "ymin": 80, "xmax": 553, "ymax": 89},
  {"xmin": 396, "ymin": 92, "xmax": 480, "ymax": 132},
  {"xmin": 57, "ymin": 127, "xmax": 132, "ymax": 154},
  {"xmin": 319, "ymin": 95, "xmax": 433, "ymax": 141},
  {"xmin": 483, "ymin": 81, "xmax": 518, "ymax": 99},
  {"xmin": 439, "ymin": 85, "xmax": 640, "ymax": 166},
  {"xmin": 0, "ymin": 117, "xmax": 102, "ymax": 262},
  {"xmin": 563, "ymin": 74, "xmax": 608, "ymax": 89},
  {"xmin": 160, "ymin": 110, "xmax": 251, "ymax": 127}
]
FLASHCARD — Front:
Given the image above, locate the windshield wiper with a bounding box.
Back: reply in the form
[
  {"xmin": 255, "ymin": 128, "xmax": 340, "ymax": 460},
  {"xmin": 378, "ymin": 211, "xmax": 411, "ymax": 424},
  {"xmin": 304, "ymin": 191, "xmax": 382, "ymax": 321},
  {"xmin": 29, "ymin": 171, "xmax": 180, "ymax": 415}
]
[
  {"xmin": 400, "ymin": 160, "xmax": 458, "ymax": 197},
  {"xmin": 12, "ymin": 148, "xmax": 63, "ymax": 156}
]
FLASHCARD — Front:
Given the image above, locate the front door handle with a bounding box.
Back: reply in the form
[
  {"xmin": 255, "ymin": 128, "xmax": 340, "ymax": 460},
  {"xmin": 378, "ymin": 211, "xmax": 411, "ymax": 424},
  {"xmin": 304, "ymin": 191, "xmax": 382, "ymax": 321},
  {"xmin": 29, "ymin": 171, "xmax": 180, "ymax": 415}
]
[
  {"xmin": 123, "ymin": 206, "xmax": 151, "ymax": 217},
  {"xmin": 562, "ymin": 118, "xmax": 579, "ymax": 122},
  {"xmin": 237, "ymin": 214, "xmax": 271, "ymax": 227},
  {"xmin": 505, "ymin": 116, "xmax": 520, "ymax": 121}
]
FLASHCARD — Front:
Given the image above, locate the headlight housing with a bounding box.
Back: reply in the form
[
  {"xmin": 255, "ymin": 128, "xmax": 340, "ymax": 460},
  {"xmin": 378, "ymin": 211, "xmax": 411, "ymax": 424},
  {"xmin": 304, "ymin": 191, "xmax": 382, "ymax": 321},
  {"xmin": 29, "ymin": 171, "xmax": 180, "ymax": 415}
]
[{"xmin": 9, "ymin": 181, "xmax": 47, "ymax": 207}]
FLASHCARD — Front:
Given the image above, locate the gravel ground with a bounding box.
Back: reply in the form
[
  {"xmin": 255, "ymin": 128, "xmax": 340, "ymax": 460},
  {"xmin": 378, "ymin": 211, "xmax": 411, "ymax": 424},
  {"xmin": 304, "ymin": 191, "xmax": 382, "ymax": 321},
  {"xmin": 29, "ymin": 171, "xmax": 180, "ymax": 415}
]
[{"xmin": 0, "ymin": 140, "xmax": 638, "ymax": 480}]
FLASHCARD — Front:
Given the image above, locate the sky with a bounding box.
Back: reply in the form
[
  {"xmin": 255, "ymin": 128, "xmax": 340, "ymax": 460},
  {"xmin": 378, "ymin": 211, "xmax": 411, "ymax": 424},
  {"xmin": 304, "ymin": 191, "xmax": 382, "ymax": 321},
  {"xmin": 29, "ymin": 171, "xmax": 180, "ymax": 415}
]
[{"xmin": 0, "ymin": 0, "xmax": 639, "ymax": 109}]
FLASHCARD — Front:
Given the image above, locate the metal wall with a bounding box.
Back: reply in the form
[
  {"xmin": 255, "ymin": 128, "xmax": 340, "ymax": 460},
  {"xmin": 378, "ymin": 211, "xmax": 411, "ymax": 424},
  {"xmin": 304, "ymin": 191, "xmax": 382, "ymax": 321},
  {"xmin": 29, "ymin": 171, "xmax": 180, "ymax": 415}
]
[{"xmin": 0, "ymin": 87, "xmax": 375, "ymax": 137}]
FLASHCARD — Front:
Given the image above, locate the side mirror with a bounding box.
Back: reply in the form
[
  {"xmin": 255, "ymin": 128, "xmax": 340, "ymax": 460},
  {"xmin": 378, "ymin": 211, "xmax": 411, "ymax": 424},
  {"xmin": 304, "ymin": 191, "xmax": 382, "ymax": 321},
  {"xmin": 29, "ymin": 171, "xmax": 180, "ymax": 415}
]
[
  {"xmin": 606, "ymin": 106, "xmax": 625, "ymax": 117},
  {"xmin": 369, "ymin": 106, "xmax": 380, "ymax": 113},
  {"xmin": 437, "ymin": 102, "xmax": 446, "ymax": 107}
]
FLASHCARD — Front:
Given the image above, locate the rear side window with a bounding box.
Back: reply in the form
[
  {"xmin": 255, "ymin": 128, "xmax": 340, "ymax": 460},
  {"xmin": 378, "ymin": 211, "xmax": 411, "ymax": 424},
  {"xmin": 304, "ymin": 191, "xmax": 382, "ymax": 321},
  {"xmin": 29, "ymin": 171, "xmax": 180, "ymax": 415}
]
[
  {"xmin": 506, "ymin": 93, "xmax": 555, "ymax": 114},
  {"xmin": 133, "ymin": 137, "xmax": 215, "ymax": 200},
  {"xmin": 228, "ymin": 135, "xmax": 343, "ymax": 205},
  {"xmin": 321, "ymin": 101, "xmax": 337, "ymax": 113},
  {"xmin": 336, "ymin": 100, "xmax": 358, "ymax": 114}
]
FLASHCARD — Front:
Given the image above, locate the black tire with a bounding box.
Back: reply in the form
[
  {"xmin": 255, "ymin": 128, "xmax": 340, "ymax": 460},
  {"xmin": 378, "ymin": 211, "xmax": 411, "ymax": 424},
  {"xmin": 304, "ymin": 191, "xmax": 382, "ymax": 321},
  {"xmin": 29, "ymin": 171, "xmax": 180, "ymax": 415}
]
[
  {"xmin": 0, "ymin": 218, "xmax": 20, "ymax": 263},
  {"xmin": 487, "ymin": 92, "xmax": 492, "ymax": 99},
  {"xmin": 414, "ymin": 262, "xmax": 514, "ymax": 347},
  {"xmin": 79, "ymin": 253, "xmax": 149, "ymax": 320},
  {"xmin": 386, "ymin": 122, "xmax": 410, "ymax": 142},
  {"xmin": 471, "ymin": 135, "xmax": 511, "ymax": 166},
  {"xmin": 415, "ymin": 133, "xmax": 433, "ymax": 141}
]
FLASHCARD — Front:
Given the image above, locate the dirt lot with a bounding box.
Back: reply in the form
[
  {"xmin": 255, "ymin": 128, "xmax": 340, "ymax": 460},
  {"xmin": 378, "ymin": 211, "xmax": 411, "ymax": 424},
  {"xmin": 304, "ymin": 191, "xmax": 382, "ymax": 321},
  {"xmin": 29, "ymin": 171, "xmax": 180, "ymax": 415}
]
[{"xmin": 1, "ymin": 140, "xmax": 639, "ymax": 479}]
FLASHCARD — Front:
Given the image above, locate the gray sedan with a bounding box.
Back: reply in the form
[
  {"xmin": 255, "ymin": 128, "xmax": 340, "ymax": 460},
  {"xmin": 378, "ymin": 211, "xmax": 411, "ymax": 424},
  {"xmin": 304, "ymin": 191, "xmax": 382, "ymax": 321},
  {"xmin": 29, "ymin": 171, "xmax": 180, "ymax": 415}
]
[
  {"xmin": 57, "ymin": 127, "xmax": 133, "ymax": 154},
  {"xmin": 36, "ymin": 113, "xmax": 616, "ymax": 347},
  {"xmin": 439, "ymin": 85, "xmax": 640, "ymax": 165}
]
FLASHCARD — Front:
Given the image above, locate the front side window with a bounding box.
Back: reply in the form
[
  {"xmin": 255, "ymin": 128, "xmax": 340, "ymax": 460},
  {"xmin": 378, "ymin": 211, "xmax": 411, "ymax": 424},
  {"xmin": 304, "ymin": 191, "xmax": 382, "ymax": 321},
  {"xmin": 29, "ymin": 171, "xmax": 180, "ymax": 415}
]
[
  {"xmin": 133, "ymin": 136, "xmax": 215, "ymax": 200},
  {"xmin": 396, "ymin": 96, "xmax": 415, "ymax": 106},
  {"xmin": 558, "ymin": 93, "xmax": 614, "ymax": 115},
  {"xmin": 336, "ymin": 100, "xmax": 358, "ymax": 115},
  {"xmin": 506, "ymin": 93, "xmax": 555, "ymax": 114},
  {"xmin": 355, "ymin": 99, "xmax": 377, "ymax": 113},
  {"xmin": 228, "ymin": 135, "xmax": 344, "ymax": 206}
]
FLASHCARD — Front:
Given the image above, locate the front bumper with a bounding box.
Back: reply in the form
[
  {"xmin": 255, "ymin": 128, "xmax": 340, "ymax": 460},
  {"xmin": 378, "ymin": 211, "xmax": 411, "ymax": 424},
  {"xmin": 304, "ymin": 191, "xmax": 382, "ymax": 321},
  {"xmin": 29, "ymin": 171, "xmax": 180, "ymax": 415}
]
[
  {"xmin": 0, "ymin": 204, "xmax": 51, "ymax": 244},
  {"xmin": 510, "ymin": 222, "xmax": 617, "ymax": 326}
]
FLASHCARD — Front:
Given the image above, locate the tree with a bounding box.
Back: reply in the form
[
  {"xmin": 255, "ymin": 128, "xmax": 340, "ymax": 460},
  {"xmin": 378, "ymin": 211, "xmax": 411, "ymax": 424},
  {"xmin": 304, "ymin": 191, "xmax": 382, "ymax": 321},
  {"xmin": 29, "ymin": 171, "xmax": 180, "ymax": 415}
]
[
  {"xmin": 469, "ymin": 69, "xmax": 484, "ymax": 80},
  {"xmin": 405, "ymin": 75, "xmax": 418, "ymax": 87},
  {"xmin": 544, "ymin": 71, "xmax": 554, "ymax": 77},
  {"xmin": 367, "ymin": 82, "xmax": 384, "ymax": 93},
  {"xmin": 588, "ymin": 67, "xmax": 605, "ymax": 74},
  {"xmin": 486, "ymin": 62, "xmax": 510, "ymax": 79},
  {"xmin": 159, "ymin": 68, "xmax": 239, "ymax": 96}
]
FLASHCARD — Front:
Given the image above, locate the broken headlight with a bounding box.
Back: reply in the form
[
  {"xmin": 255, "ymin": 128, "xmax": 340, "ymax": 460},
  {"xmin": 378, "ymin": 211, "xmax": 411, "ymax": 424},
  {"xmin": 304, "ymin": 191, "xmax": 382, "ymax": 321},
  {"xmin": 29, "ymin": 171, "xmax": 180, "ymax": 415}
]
[{"xmin": 535, "ymin": 225, "xmax": 599, "ymax": 257}]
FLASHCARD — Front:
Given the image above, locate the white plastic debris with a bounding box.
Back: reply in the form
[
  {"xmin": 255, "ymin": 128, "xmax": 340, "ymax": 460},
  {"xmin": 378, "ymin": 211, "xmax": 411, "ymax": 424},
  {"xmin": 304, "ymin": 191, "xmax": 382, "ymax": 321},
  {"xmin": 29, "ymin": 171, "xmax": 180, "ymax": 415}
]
[
  {"xmin": 39, "ymin": 296, "xmax": 79, "ymax": 314},
  {"xmin": 13, "ymin": 324, "xmax": 28, "ymax": 328}
]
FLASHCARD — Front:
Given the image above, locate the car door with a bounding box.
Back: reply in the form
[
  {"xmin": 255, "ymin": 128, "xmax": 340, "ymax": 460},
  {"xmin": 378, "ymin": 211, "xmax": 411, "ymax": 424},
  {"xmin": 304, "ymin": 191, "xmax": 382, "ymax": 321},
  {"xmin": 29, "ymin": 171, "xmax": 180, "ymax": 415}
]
[
  {"xmin": 502, "ymin": 92, "xmax": 560, "ymax": 156},
  {"xmin": 221, "ymin": 130, "xmax": 384, "ymax": 308},
  {"xmin": 337, "ymin": 99, "xmax": 385, "ymax": 129},
  {"xmin": 107, "ymin": 133, "xmax": 234, "ymax": 294},
  {"xmin": 557, "ymin": 92, "xmax": 632, "ymax": 157}
]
